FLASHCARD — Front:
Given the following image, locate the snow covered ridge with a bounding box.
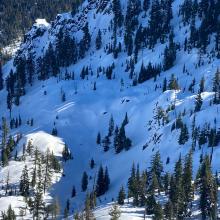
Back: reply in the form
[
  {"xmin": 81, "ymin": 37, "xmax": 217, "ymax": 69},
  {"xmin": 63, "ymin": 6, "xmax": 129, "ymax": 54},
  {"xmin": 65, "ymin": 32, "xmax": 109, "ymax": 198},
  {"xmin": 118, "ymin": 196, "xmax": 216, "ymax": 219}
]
[{"xmin": 1, "ymin": 0, "xmax": 220, "ymax": 219}]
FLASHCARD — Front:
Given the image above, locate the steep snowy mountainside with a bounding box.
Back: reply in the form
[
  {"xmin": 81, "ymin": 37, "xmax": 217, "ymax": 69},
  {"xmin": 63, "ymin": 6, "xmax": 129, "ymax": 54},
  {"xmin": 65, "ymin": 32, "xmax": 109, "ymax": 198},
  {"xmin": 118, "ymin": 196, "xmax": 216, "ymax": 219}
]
[{"xmin": 1, "ymin": 0, "xmax": 220, "ymax": 218}]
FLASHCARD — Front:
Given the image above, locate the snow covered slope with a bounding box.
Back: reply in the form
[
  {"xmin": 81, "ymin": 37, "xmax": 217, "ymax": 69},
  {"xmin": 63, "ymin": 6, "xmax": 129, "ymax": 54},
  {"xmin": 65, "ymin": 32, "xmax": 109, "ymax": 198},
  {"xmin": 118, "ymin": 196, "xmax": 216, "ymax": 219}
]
[{"xmin": 1, "ymin": 0, "xmax": 220, "ymax": 218}]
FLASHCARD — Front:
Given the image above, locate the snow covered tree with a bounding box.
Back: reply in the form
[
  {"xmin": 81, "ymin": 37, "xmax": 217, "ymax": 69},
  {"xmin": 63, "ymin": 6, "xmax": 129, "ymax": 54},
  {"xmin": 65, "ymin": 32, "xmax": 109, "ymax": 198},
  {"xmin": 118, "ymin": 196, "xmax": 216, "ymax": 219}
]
[{"xmin": 109, "ymin": 203, "xmax": 121, "ymax": 220}]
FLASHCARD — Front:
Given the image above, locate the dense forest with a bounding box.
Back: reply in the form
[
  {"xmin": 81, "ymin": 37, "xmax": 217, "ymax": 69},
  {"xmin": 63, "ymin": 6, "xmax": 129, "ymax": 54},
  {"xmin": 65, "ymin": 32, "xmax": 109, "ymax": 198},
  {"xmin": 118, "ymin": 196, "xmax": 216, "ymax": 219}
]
[{"xmin": 0, "ymin": 0, "xmax": 82, "ymax": 51}]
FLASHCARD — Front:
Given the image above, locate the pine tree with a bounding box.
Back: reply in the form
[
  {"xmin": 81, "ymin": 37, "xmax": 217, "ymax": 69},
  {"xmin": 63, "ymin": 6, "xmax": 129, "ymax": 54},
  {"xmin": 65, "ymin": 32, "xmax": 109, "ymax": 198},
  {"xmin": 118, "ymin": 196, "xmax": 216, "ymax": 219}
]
[
  {"xmin": 32, "ymin": 166, "xmax": 45, "ymax": 219},
  {"xmin": 81, "ymin": 171, "xmax": 88, "ymax": 192},
  {"xmin": 112, "ymin": 0, "xmax": 123, "ymax": 28},
  {"xmin": 194, "ymin": 92, "xmax": 203, "ymax": 112},
  {"xmin": 213, "ymin": 69, "xmax": 220, "ymax": 104},
  {"xmin": 96, "ymin": 29, "xmax": 102, "ymax": 50},
  {"xmin": 82, "ymin": 22, "xmax": 91, "ymax": 51},
  {"xmin": 0, "ymin": 62, "xmax": 4, "ymax": 91},
  {"xmin": 2, "ymin": 205, "xmax": 16, "ymax": 220},
  {"xmin": 150, "ymin": 151, "xmax": 163, "ymax": 190},
  {"xmin": 96, "ymin": 132, "xmax": 101, "ymax": 145},
  {"xmin": 62, "ymin": 144, "xmax": 72, "ymax": 161},
  {"xmin": 72, "ymin": 185, "xmax": 76, "ymax": 198},
  {"xmin": 108, "ymin": 115, "xmax": 115, "ymax": 137},
  {"xmin": 104, "ymin": 166, "xmax": 110, "ymax": 192},
  {"xmin": 168, "ymin": 74, "xmax": 179, "ymax": 90},
  {"xmin": 84, "ymin": 194, "xmax": 95, "ymax": 220},
  {"xmin": 178, "ymin": 124, "xmax": 189, "ymax": 145},
  {"xmin": 163, "ymin": 33, "xmax": 176, "ymax": 71},
  {"xmin": 164, "ymin": 200, "xmax": 174, "ymax": 220},
  {"xmin": 96, "ymin": 165, "xmax": 105, "ymax": 196},
  {"xmin": 118, "ymin": 186, "xmax": 126, "ymax": 205},
  {"xmin": 102, "ymin": 135, "xmax": 110, "ymax": 152},
  {"xmin": 198, "ymin": 155, "xmax": 217, "ymax": 220},
  {"xmin": 43, "ymin": 149, "xmax": 52, "ymax": 194},
  {"xmin": 20, "ymin": 165, "xmax": 29, "ymax": 197},
  {"xmin": 199, "ymin": 76, "xmax": 205, "ymax": 93},
  {"xmin": 183, "ymin": 150, "xmax": 194, "ymax": 206},
  {"xmin": 90, "ymin": 158, "xmax": 95, "ymax": 169},
  {"xmin": 153, "ymin": 203, "xmax": 163, "ymax": 220}
]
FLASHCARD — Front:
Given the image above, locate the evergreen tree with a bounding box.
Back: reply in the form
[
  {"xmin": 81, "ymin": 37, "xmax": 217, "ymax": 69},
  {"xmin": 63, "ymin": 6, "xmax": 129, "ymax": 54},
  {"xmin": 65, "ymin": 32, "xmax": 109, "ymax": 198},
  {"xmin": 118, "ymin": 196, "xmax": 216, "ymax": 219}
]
[
  {"xmin": 2, "ymin": 205, "xmax": 16, "ymax": 220},
  {"xmin": 62, "ymin": 144, "xmax": 72, "ymax": 162},
  {"xmin": 104, "ymin": 166, "xmax": 110, "ymax": 192},
  {"xmin": 164, "ymin": 200, "xmax": 174, "ymax": 220},
  {"xmin": 178, "ymin": 124, "xmax": 189, "ymax": 145},
  {"xmin": 118, "ymin": 186, "xmax": 126, "ymax": 205},
  {"xmin": 81, "ymin": 171, "xmax": 88, "ymax": 192},
  {"xmin": 183, "ymin": 150, "xmax": 194, "ymax": 206},
  {"xmin": 112, "ymin": 0, "xmax": 124, "ymax": 28},
  {"xmin": 102, "ymin": 135, "xmax": 111, "ymax": 152},
  {"xmin": 0, "ymin": 62, "xmax": 4, "ymax": 91},
  {"xmin": 84, "ymin": 193, "xmax": 95, "ymax": 220},
  {"xmin": 198, "ymin": 155, "xmax": 217, "ymax": 220},
  {"xmin": 96, "ymin": 132, "xmax": 101, "ymax": 145},
  {"xmin": 20, "ymin": 165, "xmax": 29, "ymax": 197},
  {"xmin": 213, "ymin": 69, "xmax": 220, "ymax": 104},
  {"xmin": 168, "ymin": 74, "xmax": 179, "ymax": 90},
  {"xmin": 150, "ymin": 151, "xmax": 163, "ymax": 190},
  {"xmin": 72, "ymin": 185, "xmax": 76, "ymax": 198},
  {"xmin": 108, "ymin": 115, "xmax": 115, "ymax": 137},
  {"xmin": 194, "ymin": 92, "xmax": 203, "ymax": 112},
  {"xmin": 96, "ymin": 165, "xmax": 105, "ymax": 196},
  {"xmin": 82, "ymin": 22, "xmax": 91, "ymax": 51},
  {"xmin": 90, "ymin": 158, "xmax": 95, "ymax": 169},
  {"xmin": 163, "ymin": 33, "xmax": 176, "ymax": 71},
  {"xmin": 96, "ymin": 29, "xmax": 102, "ymax": 50}
]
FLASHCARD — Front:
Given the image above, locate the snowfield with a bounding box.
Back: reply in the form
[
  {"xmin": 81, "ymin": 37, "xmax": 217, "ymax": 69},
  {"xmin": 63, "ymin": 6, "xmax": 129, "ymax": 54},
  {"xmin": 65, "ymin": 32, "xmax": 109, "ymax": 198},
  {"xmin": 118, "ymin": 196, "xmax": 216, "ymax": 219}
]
[{"xmin": 1, "ymin": 0, "xmax": 220, "ymax": 218}]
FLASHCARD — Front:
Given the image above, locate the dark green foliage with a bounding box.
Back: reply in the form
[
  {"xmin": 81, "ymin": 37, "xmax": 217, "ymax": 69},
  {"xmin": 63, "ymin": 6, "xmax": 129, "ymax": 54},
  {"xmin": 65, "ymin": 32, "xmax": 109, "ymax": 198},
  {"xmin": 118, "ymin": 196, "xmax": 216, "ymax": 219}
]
[
  {"xmin": 20, "ymin": 165, "xmax": 30, "ymax": 197},
  {"xmin": 150, "ymin": 151, "xmax": 163, "ymax": 191},
  {"xmin": 0, "ymin": 0, "xmax": 80, "ymax": 48},
  {"xmin": 213, "ymin": 69, "xmax": 220, "ymax": 104},
  {"xmin": 138, "ymin": 62, "xmax": 161, "ymax": 84},
  {"xmin": 72, "ymin": 185, "xmax": 76, "ymax": 198},
  {"xmin": 168, "ymin": 74, "xmax": 179, "ymax": 90},
  {"xmin": 102, "ymin": 135, "xmax": 111, "ymax": 152},
  {"xmin": 96, "ymin": 132, "xmax": 101, "ymax": 145},
  {"xmin": 198, "ymin": 155, "xmax": 217, "ymax": 220},
  {"xmin": 178, "ymin": 124, "xmax": 189, "ymax": 145},
  {"xmin": 62, "ymin": 144, "xmax": 72, "ymax": 162},
  {"xmin": 163, "ymin": 33, "xmax": 176, "ymax": 71},
  {"xmin": 118, "ymin": 186, "xmax": 126, "ymax": 205},
  {"xmin": 81, "ymin": 171, "xmax": 88, "ymax": 192},
  {"xmin": 1, "ymin": 205, "xmax": 16, "ymax": 220},
  {"xmin": 96, "ymin": 165, "xmax": 110, "ymax": 197},
  {"xmin": 90, "ymin": 158, "xmax": 95, "ymax": 169},
  {"xmin": 96, "ymin": 29, "xmax": 102, "ymax": 50},
  {"xmin": 194, "ymin": 92, "xmax": 203, "ymax": 112}
]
